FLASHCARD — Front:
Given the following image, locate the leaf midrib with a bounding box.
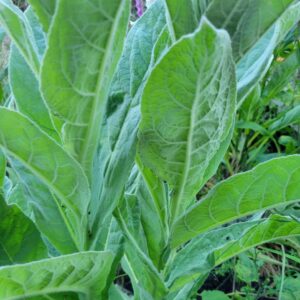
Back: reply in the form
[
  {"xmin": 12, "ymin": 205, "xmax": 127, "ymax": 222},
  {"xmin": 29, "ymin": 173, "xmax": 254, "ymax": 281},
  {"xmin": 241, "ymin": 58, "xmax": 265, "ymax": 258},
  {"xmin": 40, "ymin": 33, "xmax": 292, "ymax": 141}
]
[
  {"xmin": 172, "ymin": 198, "xmax": 300, "ymax": 248},
  {"xmin": 0, "ymin": 145, "xmax": 81, "ymax": 251},
  {"xmin": 78, "ymin": 0, "xmax": 128, "ymax": 176}
]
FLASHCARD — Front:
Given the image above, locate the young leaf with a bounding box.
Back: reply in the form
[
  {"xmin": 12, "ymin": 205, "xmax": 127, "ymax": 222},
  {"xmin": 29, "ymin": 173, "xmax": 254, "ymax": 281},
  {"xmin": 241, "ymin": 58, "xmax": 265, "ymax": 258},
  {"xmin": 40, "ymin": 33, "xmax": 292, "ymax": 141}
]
[
  {"xmin": 263, "ymin": 50, "xmax": 300, "ymax": 102},
  {"xmin": 205, "ymin": 0, "xmax": 294, "ymax": 61},
  {"xmin": 9, "ymin": 7, "xmax": 60, "ymax": 141},
  {"xmin": 0, "ymin": 108, "xmax": 90, "ymax": 251},
  {"xmin": 236, "ymin": 2, "xmax": 300, "ymax": 102},
  {"xmin": 9, "ymin": 45, "xmax": 58, "ymax": 140},
  {"xmin": 0, "ymin": 0, "xmax": 40, "ymax": 74},
  {"xmin": 0, "ymin": 251, "xmax": 114, "ymax": 299},
  {"xmin": 214, "ymin": 215, "xmax": 300, "ymax": 265},
  {"xmin": 164, "ymin": 0, "xmax": 201, "ymax": 41},
  {"xmin": 138, "ymin": 19, "xmax": 236, "ymax": 221},
  {"xmin": 89, "ymin": 0, "xmax": 166, "ymax": 249},
  {"xmin": 0, "ymin": 194, "xmax": 47, "ymax": 266},
  {"xmin": 172, "ymin": 155, "xmax": 300, "ymax": 248},
  {"xmin": 6, "ymin": 160, "xmax": 79, "ymax": 254},
  {"xmin": 0, "ymin": 149, "xmax": 5, "ymax": 188},
  {"xmin": 41, "ymin": 0, "xmax": 130, "ymax": 178},
  {"xmin": 166, "ymin": 220, "xmax": 256, "ymax": 291},
  {"xmin": 269, "ymin": 105, "xmax": 300, "ymax": 132},
  {"xmin": 115, "ymin": 203, "xmax": 168, "ymax": 298},
  {"xmin": 27, "ymin": 0, "xmax": 56, "ymax": 32},
  {"xmin": 168, "ymin": 215, "xmax": 300, "ymax": 292},
  {"xmin": 134, "ymin": 161, "xmax": 169, "ymax": 267}
]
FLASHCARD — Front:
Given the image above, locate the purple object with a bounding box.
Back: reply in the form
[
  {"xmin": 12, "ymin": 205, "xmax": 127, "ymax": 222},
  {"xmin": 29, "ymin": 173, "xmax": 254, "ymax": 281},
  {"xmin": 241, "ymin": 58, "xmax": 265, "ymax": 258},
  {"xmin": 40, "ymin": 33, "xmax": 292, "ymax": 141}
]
[{"xmin": 135, "ymin": 0, "xmax": 144, "ymax": 17}]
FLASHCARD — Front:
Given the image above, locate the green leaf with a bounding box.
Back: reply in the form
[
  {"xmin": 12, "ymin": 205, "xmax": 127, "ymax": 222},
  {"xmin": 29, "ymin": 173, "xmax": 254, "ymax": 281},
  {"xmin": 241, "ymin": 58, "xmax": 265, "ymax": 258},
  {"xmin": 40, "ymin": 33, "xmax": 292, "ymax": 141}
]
[
  {"xmin": 109, "ymin": 285, "xmax": 132, "ymax": 300},
  {"xmin": 25, "ymin": 6, "xmax": 46, "ymax": 55},
  {"xmin": 138, "ymin": 19, "xmax": 236, "ymax": 221},
  {"xmin": 239, "ymin": 85, "xmax": 261, "ymax": 122},
  {"xmin": 0, "ymin": 194, "xmax": 47, "ymax": 266},
  {"xmin": 280, "ymin": 275, "xmax": 300, "ymax": 300},
  {"xmin": 201, "ymin": 290, "xmax": 230, "ymax": 300},
  {"xmin": 6, "ymin": 160, "xmax": 79, "ymax": 254},
  {"xmin": 214, "ymin": 215, "xmax": 300, "ymax": 266},
  {"xmin": 115, "ymin": 202, "xmax": 167, "ymax": 299},
  {"xmin": 236, "ymin": 121, "xmax": 269, "ymax": 136},
  {"xmin": 133, "ymin": 160, "xmax": 169, "ymax": 267},
  {"xmin": 166, "ymin": 220, "xmax": 256, "ymax": 291},
  {"xmin": 27, "ymin": 0, "xmax": 56, "ymax": 32},
  {"xmin": 236, "ymin": 2, "xmax": 300, "ymax": 102},
  {"xmin": 88, "ymin": 0, "xmax": 166, "ymax": 250},
  {"xmin": 0, "ymin": 149, "xmax": 5, "ymax": 188},
  {"xmin": 235, "ymin": 254, "xmax": 259, "ymax": 283},
  {"xmin": 263, "ymin": 50, "xmax": 300, "ymax": 102},
  {"xmin": 168, "ymin": 215, "xmax": 300, "ymax": 292},
  {"xmin": 164, "ymin": 0, "xmax": 201, "ymax": 41},
  {"xmin": 0, "ymin": 108, "xmax": 90, "ymax": 251},
  {"xmin": 172, "ymin": 155, "xmax": 300, "ymax": 248},
  {"xmin": 8, "ymin": 7, "xmax": 60, "ymax": 141},
  {"xmin": 101, "ymin": 218, "xmax": 124, "ymax": 299},
  {"xmin": 0, "ymin": 251, "xmax": 114, "ymax": 299},
  {"xmin": 0, "ymin": 0, "xmax": 40, "ymax": 74},
  {"xmin": 152, "ymin": 26, "xmax": 172, "ymax": 65},
  {"xmin": 269, "ymin": 105, "xmax": 300, "ymax": 132},
  {"xmin": 41, "ymin": 0, "xmax": 130, "ymax": 178},
  {"xmin": 205, "ymin": 0, "xmax": 294, "ymax": 61},
  {"xmin": 9, "ymin": 45, "xmax": 58, "ymax": 140}
]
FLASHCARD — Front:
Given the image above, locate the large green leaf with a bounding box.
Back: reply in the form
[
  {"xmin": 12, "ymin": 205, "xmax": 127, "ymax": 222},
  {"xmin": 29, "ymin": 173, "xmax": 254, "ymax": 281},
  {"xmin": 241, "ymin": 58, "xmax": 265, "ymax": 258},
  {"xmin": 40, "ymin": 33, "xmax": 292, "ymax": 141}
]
[
  {"xmin": 0, "ymin": 251, "xmax": 113, "ymax": 299},
  {"xmin": 88, "ymin": 0, "xmax": 166, "ymax": 250},
  {"xmin": 214, "ymin": 215, "xmax": 300, "ymax": 265},
  {"xmin": 138, "ymin": 19, "xmax": 236, "ymax": 221},
  {"xmin": 172, "ymin": 155, "xmax": 300, "ymax": 248},
  {"xmin": 166, "ymin": 221, "xmax": 257, "ymax": 291},
  {"xmin": 205, "ymin": 0, "xmax": 294, "ymax": 61},
  {"xmin": 27, "ymin": 0, "xmax": 56, "ymax": 32},
  {"xmin": 41, "ymin": 0, "xmax": 130, "ymax": 178},
  {"xmin": 0, "ymin": 193, "xmax": 47, "ymax": 266},
  {"xmin": 163, "ymin": 0, "xmax": 300, "ymax": 102},
  {"xmin": 0, "ymin": 108, "xmax": 90, "ymax": 251},
  {"xmin": 0, "ymin": 0, "xmax": 40, "ymax": 74},
  {"xmin": 168, "ymin": 215, "xmax": 300, "ymax": 292},
  {"xmin": 6, "ymin": 160, "xmax": 79, "ymax": 254}
]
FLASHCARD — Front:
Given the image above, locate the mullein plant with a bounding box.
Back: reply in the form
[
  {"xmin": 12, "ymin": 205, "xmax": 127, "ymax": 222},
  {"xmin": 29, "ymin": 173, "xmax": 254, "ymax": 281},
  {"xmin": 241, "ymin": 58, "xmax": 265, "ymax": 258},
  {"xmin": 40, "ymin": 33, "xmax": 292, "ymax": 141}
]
[{"xmin": 0, "ymin": 0, "xmax": 299, "ymax": 299}]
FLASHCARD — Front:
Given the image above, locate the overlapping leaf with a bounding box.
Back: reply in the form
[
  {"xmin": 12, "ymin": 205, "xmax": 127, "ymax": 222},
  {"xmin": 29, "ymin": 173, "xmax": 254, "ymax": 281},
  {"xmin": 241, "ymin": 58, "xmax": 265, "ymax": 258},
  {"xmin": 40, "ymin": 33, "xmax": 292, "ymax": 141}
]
[
  {"xmin": 168, "ymin": 215, "xmax": 300, "ymax": 292},
  {"xmin": 0, "ymin": 251, "xmax": 113, "ymax": 299},
  {"xmin": 172, "ymin": 155, "xmax": 300, "ymax": 248},
  {"xmin": 89, "ymin": 0, "xmax": 166, "ymax": 249},
  {"xmin": 41, "ymin": 0, "xmax": 130, "ymax": 178},
  {"xmin": 138, "ymin": 19, "xmax": 236, "ymax": 221},
  {"xmin": 0, "ymin": 0, "xmax": 40, "ymax": 74},
  {"xmin": 27, "ymin": 0, "xmax": 56, "ymax": 32},
  {"xmin": 0, "ymin": 194, "xmax": 47, "ymax": 266},
  {"xmin": 0, "ymin": 108, "xmax": 90, "ymax": 251}
]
